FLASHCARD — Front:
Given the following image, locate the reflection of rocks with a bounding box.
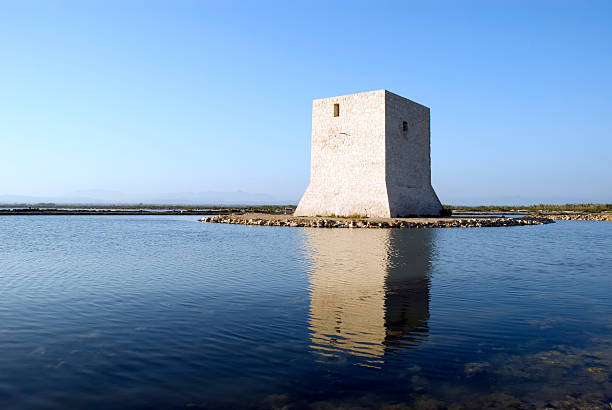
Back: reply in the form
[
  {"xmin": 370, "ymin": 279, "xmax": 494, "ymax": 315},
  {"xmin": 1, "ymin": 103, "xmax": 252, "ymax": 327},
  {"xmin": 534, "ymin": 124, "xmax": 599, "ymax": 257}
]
[
  {"xmin": 586, "ymin": 367, "xmax": 607, "ymax": 383},
  {"xmin": 464, "ymin": 362, "xmax": 491, "ymax": 377},
  {"xmin": 304, "ymin": 392, "xmax": 532, "ymax": 410},
  {"xmin": 546, "ymin": 393, "xmax": 610, "ymax": 410},
  {"xmin": 263, "ymin": 393, "xmax": 290, "ymax": 409},
  {"xmin": 527, "ymin": 317, "xmax": 578, "ymax": 329},
  {"xmin": 305, "ymin": 229, "xmax": 433, "ymax": 364},
  {"xmin": 446, "ymin": 392, "xmax": 529, "ymax": 410},
  {"xmin": 479, "ymin": 343, "xmax": 612, "ymax": 408},
  {"xmin": 269, "ymin": 337, "xmax": 612, "ymax": 409}
]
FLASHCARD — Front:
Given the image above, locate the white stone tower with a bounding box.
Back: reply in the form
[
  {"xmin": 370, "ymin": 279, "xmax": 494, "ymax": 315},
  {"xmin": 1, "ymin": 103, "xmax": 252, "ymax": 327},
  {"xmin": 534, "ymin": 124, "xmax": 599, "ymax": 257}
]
[{"xmin": 295, "ymin": 89, "xmax": 443, "ymax": 218}]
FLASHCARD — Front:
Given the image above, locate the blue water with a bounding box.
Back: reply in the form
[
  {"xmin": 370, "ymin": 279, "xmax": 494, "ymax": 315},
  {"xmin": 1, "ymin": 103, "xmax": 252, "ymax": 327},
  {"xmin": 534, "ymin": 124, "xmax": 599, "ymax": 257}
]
[{"xmin": 0, "ymin": 216, "xmax": 610, "ymax": 408}]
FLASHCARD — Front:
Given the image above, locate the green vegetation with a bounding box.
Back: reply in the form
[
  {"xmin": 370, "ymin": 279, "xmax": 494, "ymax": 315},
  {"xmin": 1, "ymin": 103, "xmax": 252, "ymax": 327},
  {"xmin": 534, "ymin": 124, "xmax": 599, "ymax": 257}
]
[
  {"xmin": 439, "ymin": 208, "xmax": 453, "ymax": 217},
  {"xmin": 444, "ymin": 203, "xmax": 612, "ymax": 214},
  {"xmin": 314, "ymin": 213, "xmax": 368, "ymax": 219}
]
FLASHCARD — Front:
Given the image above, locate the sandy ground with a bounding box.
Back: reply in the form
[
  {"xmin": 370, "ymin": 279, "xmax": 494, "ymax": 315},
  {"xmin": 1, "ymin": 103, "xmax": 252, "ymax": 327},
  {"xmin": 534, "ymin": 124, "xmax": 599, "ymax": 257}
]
[{"xmin": 236, "ymin": 212, "xmax": 501, "ymax": 223}]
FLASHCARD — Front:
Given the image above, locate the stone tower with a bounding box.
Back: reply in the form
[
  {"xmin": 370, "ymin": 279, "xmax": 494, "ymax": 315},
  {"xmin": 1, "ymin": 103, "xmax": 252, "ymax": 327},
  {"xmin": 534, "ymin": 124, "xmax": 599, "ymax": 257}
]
[{"xmin": 295, "ymin": 89, "xmax": 443, "ymax": 218}]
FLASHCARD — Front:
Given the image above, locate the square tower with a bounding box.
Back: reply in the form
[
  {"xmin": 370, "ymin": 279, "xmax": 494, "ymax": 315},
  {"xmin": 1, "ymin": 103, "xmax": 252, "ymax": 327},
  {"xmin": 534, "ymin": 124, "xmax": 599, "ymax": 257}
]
[{"xmin": 295, "ymin": 90, "xmax": 442, "ymax": 218}]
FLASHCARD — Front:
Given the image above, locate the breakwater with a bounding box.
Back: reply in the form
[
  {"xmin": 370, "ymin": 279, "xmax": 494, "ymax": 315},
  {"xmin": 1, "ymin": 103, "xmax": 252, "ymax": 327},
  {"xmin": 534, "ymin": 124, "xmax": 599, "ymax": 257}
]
[
  {"xmin": 0, "ymin": 209, "xmax": 227, "ymax": 216},
  {"xmin": 538, "ymin": 213, "xmax": 611, "ymax": 221},
  {"xmin": 200, "ymin": 213, "xmax": 553, "ymax": 229}
]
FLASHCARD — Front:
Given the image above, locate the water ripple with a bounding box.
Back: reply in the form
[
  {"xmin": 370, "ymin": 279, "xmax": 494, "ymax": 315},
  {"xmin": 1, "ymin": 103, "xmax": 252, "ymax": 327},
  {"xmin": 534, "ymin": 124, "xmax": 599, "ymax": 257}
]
[{"xmin": 0, "ymin": 216, "xmax": 610, "ymax": 408}]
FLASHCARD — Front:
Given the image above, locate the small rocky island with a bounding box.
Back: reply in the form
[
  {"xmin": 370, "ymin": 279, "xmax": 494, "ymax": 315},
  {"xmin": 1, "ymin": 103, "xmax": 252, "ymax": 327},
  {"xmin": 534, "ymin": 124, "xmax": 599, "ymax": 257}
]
[{"xmin": 199, "ymin": 213, "xmax": 554, "ymax": 229}]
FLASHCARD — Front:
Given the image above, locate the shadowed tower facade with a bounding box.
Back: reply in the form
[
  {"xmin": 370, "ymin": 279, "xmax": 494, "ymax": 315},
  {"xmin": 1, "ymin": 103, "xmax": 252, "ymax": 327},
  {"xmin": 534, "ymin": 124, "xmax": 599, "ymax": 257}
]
[{"xmin": 296, "ymin": 90, "xmax": 442, "ymax": 218}]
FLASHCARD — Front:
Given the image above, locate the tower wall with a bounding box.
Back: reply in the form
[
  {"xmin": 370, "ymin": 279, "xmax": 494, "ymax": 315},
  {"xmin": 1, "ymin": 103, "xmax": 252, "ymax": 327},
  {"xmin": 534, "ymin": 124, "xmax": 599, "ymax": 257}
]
[
  {"xmin": 295, "ymin": 90, "xmax": 391, "ymax": 217},
  {"xmin": 384, "ymin": 91, "xmax": 442, "ymax": 217}
]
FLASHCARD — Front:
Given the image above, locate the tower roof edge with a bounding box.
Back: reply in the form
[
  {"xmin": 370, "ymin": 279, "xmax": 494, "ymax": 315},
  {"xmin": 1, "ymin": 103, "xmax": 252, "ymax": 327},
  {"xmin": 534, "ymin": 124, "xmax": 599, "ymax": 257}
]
[
  {"xmin": 312, "ymin": 89, "xmax": 386, "ymax": 102},
  {"xmin": 312, "ymin": 89, "xmax": 429, "ymax": 109},
  {"xmin": 383, "ymin": 90, "xmax": 430, "ymax": 110}
]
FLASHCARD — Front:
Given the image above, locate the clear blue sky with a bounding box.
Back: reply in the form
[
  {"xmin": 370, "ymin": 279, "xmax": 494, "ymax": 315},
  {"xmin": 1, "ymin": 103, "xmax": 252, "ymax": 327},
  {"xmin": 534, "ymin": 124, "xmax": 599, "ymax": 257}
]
[{"xmin": 1, "ymin": 1, "xmax": 610, "ymax": 205}]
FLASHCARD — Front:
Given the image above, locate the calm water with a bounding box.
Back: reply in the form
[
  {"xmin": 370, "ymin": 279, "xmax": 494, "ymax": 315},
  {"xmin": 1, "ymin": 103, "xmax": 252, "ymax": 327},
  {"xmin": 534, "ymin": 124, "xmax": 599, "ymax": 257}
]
[{"xmin": 0, "ymin": 216, "xmax": 610, "ymax": 409}]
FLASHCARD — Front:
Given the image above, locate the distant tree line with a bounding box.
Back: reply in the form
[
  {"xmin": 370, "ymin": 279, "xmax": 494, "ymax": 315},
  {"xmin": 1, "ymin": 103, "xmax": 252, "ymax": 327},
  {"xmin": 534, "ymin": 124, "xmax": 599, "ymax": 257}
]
[
  {"xmin": 2, "ymin": 203, "xmax": 610, "ymax": 214},
  {"xmin": 0, "ymin": 203, "xmax": 298, "ymax": 213},
  {"xmin": 443, "ymin": 203, "xmax": 612, "ymax": 213}
]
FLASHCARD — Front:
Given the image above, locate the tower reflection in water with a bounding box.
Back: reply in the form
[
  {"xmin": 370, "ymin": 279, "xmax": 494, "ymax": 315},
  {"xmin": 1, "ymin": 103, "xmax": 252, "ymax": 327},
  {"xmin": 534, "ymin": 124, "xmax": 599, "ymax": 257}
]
[{"xmin": 305, "ymin": 228, "xmax": 434, "ymax": 366}]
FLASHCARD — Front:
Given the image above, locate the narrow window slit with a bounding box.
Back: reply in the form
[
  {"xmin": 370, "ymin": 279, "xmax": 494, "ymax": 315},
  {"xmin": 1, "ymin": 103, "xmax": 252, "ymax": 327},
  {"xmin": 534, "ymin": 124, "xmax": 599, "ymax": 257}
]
[
  {"xmin": 402, "ymin": 121, "xmax": 408, "ymax": 132},
  {"xmin": 334, "ymin": 104, "xmax": 340, "ymax": 117}
]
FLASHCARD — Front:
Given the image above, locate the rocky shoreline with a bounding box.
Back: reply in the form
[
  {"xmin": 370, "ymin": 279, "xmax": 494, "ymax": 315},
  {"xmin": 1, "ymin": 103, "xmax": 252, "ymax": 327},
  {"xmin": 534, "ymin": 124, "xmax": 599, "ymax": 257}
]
[
  {"xmin": 199, "ymin": 213, "xmax": 554, "ymax": 229},
  {"xmin": 536, "ymin": 213, "xmax": 611, "ymax": 221}
]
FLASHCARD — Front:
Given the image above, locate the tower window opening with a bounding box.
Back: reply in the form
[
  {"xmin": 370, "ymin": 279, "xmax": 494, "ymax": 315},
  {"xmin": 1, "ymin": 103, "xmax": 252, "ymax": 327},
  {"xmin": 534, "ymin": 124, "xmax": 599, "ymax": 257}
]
[
  {"xmin": 334, "ymin": 104, "xmax": 340, "ymax": 117},
  {"xmin": 402, "ymin": 121, "xmax": 408, "ymax": 132}
]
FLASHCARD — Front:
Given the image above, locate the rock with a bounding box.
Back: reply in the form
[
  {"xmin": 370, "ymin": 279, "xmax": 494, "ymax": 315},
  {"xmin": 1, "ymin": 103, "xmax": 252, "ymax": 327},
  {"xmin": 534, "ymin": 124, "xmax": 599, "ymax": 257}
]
[
  {"xmin": 199, "ymin": 213, "xmax": 554, "ymax": 229},
  {"xmin": 587, "ymin": 367, "xmax": 605, "ymax": 373}
]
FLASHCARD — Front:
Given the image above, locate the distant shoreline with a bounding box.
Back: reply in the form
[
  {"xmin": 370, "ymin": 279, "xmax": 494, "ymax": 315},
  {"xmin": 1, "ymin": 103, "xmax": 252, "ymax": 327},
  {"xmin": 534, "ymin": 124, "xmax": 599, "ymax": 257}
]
[
  {"xmin": 1, "ymin": 207, "xmax": 610, "ymax": 221},
  {"xmin": 0, "ymin": 205, "xmax": 293, "ymax": 216},
  {"xmin": 1, "ymin": 203, "xmax": 609, "ymax": 214},
  {"xmin": 0, "ymin": 209, "xmax": 223, "ymax": 216}
]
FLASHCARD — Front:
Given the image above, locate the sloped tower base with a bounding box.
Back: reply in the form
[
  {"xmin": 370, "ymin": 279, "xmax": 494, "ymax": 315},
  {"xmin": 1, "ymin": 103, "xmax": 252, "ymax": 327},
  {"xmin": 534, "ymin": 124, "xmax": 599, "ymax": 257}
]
[
  {"xmin": 385, "ymin": 185, "xmax": 443, "ymax": 218},
  {"xmin": 295, "ymin": 183, "xmax": 442, "ymax": 218},
  {"xmin": 295, "ymin": 183, "xmax": 391, "ymax": 218}
]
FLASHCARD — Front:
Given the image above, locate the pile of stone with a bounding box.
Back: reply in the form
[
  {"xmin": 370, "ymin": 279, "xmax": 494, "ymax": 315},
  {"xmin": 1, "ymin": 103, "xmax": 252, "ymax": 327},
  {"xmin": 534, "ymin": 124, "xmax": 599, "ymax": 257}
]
[
  {"xmin": 537, "ymin": 213, "xmax": 612, "ymax": 221},
  {"xmin": 199, "ymin": 215, "xmax": 553, "ymax": 229}
]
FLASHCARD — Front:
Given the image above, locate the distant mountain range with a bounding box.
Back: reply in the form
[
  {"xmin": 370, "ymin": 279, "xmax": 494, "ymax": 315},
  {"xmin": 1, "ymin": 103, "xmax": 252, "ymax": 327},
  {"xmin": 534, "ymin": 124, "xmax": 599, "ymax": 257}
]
[
  {"xmin": 2, "ymin": 190, "xmax": 605, "ymax": 207},
  {"xmin": 0, "ymin": 190, "xmax": 296, "ymax": 206}
]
